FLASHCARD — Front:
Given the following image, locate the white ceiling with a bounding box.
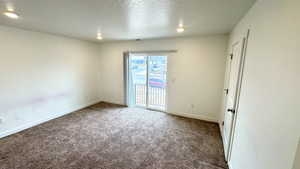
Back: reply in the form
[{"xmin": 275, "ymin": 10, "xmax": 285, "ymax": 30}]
[{"xmin": 0, "ymin": 0, "xmax": 255, "ymax": 42}]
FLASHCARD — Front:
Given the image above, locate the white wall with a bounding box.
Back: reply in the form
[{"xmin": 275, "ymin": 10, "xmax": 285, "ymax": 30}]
[
  {"xmin": 223, "ymin": 0, "xmax": 300, "ymax": 169},
  {"xmin": 0, "ymin": 25, "xmax": 101, "ymax": 138},
  {"xmin": 98, "ymin": 35, "xmax": 228, "ymax": 122}
]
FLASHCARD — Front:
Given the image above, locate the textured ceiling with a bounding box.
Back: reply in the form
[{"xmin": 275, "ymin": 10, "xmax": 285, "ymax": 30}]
[{"xmin": 0, "ymin": 0, "xmax": 256, "ymax": 42}]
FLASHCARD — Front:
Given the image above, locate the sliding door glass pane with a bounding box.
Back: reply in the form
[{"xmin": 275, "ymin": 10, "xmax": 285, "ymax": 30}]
[
  {"xmin": 129, "ymin": 55, "xmax": 147, "ymax": 107},
  {"xmin": 148, "ymin": 56, "xmax": 167, "ymax": 110}
]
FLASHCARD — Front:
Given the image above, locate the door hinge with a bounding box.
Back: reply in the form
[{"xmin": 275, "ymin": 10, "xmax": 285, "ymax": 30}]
[
  {"xmin": 224, "ymin": 89, "xmax": 229, "ymax": 95},
  {"xmin": 227, "ymin": 109, "xmax": 236, "ymax": 114},
  {"xmin": 230, "ymin": 54, "xmax": 233, "ymax": 60}
]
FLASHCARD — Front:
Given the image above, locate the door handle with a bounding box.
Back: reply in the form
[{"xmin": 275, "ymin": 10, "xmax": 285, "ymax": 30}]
[{"xmin": 227, "ymin": 109, "xmax": 236, "ymax": 114}]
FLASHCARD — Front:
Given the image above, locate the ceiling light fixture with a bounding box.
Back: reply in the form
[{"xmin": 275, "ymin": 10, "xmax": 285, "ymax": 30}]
[
  {"xmin": 3, "ymin": 11, "xmax": 19, "ymax": 19},
  {"xmin": 177, "ymin": 27, "xmax": 184, "ymax": 33},
  {"xmin": 97, "ymin": 33, "xmax": 103, "ymax": 40},
  {"xmin": 97, "ymin": 36, "xmax": 103, "ymax": 40}
]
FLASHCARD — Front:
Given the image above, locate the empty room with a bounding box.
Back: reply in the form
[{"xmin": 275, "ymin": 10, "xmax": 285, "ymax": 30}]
[{"xmin": 0, "ymin": 0, "xmax": 299, "ymax": 169}]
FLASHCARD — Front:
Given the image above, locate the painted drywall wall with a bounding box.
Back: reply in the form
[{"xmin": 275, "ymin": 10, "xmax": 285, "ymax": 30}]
[
  {"xmin": 98, "ymin": 35, "xmax": 228, "ymax": 122},
  {"xmin": 0, "ymin": 25, "xmax": 101, "ymax": 138},
  {"xmin": 222, "ymin": 0, "xmax": 300, "ymax": 169}
]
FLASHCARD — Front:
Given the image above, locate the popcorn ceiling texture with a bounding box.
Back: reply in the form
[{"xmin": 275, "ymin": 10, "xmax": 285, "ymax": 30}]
[{"xmin": 0, "ymin": 102, "xmax": 227, "ymax": 169}]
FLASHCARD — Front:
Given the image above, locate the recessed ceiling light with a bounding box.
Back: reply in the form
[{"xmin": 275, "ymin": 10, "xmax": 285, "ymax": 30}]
[
  {"xmin": 97, "ymin": 36, "xmax": 103, "ymax": 40},
  {"xmin": 97, "ymin": 32, "xmax": 103, "ymax": 40},
  {"xmin": 177, "ymin": 27, "xmax": 184, "ymax": 33},
  {"xmin": 3, "ymin": 11, "xmax": 19, "ymax": 19}
]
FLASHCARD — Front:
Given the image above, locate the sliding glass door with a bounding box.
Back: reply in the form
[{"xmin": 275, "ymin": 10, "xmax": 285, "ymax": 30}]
[{"xmin": 128, "ymin": 54, "xmax": 167, "ymax": 111}]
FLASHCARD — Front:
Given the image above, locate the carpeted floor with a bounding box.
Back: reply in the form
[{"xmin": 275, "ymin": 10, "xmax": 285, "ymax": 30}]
[{"xmin": 0, "ymin": 102, "xmax": 228, "ymax": 169}]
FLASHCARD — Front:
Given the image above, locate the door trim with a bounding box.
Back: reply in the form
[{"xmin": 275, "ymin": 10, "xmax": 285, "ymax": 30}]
[{"xmin": 123, "ymin": 52, "xmax": 130, "ymax": 106}]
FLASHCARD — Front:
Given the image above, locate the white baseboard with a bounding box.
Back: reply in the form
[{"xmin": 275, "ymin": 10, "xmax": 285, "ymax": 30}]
[
  {"xmin": 0, "ymin": 100, "xmax": 101, "ymax": 139},
  {"xmin": 100, "ymin": 100, "xmax": 218, "ymax": 123},
  {"xmin": 167, "ymin": 112, "xmax": 218, "ymax": 123}
]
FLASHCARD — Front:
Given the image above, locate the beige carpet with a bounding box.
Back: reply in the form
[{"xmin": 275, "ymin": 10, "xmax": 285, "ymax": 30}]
[{"xmin": 0, "ymin": 102, "xmax": 228, "ymax": 169}]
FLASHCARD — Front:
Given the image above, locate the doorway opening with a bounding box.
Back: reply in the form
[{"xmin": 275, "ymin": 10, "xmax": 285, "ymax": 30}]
[{"xmin": 127, "ymin": 54, "xmax": 168, "ymax": 111}]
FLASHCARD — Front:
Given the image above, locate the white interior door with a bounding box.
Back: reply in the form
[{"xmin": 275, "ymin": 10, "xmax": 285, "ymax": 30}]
[{"xmin": 223, "ymin": 40, "xmax": 244, "ymax": 160}]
